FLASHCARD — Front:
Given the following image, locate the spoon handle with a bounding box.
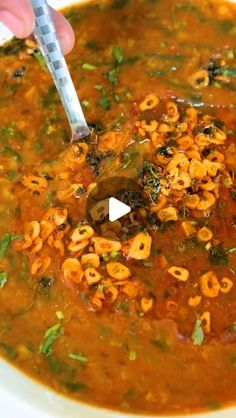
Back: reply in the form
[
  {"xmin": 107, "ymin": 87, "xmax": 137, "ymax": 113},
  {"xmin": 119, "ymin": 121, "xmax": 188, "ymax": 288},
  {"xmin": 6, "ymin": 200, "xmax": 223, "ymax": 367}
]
[{"xmin": 31, "ymin": 0, "xmax": 90, "ymax": 140}]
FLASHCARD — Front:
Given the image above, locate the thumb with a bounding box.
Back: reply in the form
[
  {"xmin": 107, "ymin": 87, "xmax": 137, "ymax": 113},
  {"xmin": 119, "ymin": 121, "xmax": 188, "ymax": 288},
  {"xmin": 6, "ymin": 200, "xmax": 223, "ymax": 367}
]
[{"xmin": 0, "ymin": 0, "xmax": 35, "ymax": 38}]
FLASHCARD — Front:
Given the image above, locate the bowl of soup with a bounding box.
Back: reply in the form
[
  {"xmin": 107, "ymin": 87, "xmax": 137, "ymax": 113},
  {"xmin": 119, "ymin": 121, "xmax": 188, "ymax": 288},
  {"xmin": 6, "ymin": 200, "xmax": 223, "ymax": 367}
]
[{"xmin": 0, "ymin": 0, "xmax": 236, "ymax": 417}]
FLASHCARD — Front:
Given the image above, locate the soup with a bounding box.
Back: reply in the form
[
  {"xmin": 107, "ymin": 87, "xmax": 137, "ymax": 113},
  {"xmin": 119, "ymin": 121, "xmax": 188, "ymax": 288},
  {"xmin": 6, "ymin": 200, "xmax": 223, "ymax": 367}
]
[{"xmin": 0, "ymin": 0, "xmax": 236, "ymax": 415}]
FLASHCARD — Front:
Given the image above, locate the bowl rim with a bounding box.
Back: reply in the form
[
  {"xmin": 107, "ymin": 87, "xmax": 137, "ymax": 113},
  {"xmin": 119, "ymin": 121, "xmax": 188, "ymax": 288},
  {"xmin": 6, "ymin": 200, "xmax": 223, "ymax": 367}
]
[{"xmin": 0, "ymin": 0, "xmax": 236, "ymax": 417}]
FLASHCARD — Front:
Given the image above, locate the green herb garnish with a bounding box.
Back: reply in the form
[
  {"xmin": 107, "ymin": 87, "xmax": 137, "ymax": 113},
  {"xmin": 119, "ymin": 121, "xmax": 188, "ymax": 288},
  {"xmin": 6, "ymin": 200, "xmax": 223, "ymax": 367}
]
[
  {"xmin": 129, "ymin": 350, "xmax": 137, "ymax": 361},
  {"xmin": 39, "ymin": 323, "xmax": 64, "ymax": 356},
  {"xmin": 64, "ymin": 381, "xmax": 89, "ymax": 392},
  {"xmin": 0, "ymin": 342, "xmax": 16, "ymax": 359},
  {"xmin": 99, "ymin": 96, "xmax": 111, "ymax": 110},
  {"xmin": 107, "ymin": 67, "xmax": 120, "ymax": 85},
  {"xmin": 0, "ymin": 272, "xmax": 7, "ymax": 288},
  {"xmin": 140, "ymin": 161, "xmax": 161, "ymax": 203},
  {"xmin": 112, "ymin": 46, "xmax": 124, "ymax": 64},
  {"xmin": 82, "ymin": 62, "xmax": 97, "ymax": 71},
  {"xmin": 0, "ymin": 234, "xmax": 11, "ymax": 260},
  {"xmin": 55, "ymin": 311, "xmax": 64, "ymax": 320},
  {"xmin": 192, "ymin": 319, "xmax": 204, "ymax": 346},
  {"xmin": 34, "ymin": 50, "xmax": 48, "ymax": 72},
  {"xmin": 68, "ymin": 352, "xmax": 89, "ymax": 362}
]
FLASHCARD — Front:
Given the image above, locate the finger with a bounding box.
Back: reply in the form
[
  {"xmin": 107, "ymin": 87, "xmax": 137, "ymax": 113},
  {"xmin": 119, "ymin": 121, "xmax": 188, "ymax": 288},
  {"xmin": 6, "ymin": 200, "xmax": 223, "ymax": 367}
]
[
  {"xmin": 50, "ymin": 8, "xmax": 75, "ymax": 55},
  {"xmin": 0, "ymin": 0, "xmax": 35, "ymax": 38}
]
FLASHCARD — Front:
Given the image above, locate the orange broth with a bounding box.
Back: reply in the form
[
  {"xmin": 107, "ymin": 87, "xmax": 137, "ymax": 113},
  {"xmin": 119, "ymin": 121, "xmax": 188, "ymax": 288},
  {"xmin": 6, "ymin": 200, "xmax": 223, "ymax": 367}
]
[{"xmin": 0, "ymin": 0, "xmax": 236, "ymax": 415}]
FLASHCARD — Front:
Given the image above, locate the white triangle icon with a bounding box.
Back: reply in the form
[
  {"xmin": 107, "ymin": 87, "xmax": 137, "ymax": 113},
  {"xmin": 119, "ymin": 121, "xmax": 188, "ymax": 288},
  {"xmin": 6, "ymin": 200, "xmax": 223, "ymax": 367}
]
[{"xmin": 108, "ymin": 197, "xmax": 131, "ymax": 222}]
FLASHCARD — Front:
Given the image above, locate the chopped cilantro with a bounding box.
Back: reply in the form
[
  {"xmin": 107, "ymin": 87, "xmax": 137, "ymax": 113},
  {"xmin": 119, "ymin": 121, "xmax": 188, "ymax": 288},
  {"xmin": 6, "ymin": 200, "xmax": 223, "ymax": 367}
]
[
  {"xmin": 47, "ymin": 356, "xmax": 66, "ymax": 374},
  {"xmin": 11, "ymin": 234, "xmax": 25, "ymax": 241},
  {"xmin": 99, "ymin": 96, "xmax": 110, "ymax": 110},
  {"xmin": 129, "ymin": 350, "xmax": 137, "ymax": 361},
  {"xmin": 0, "ymin": 234, "xmax": 11, "ymax": 260},
  {"xmin": 55, "ymin": 311, "xmax": 64, "ymax": 320},
  {"xmin": 81, "ymin": 99, "xmax": 90, "ymax": 108},
  {"xmin": 0, "ymin": 271, "xmax": 7, "ymax": 288},
  {"xmin": 0, "ymin": 342, "xmax": 16, "ymax": 359},
  {"xmin": 95, "ymin": 84, "xmax": 103, "ymax": 91},
  {"xmin": 39, "ymin": 323, "xmax": 64, "ymax": 356},
  {"xmin": 85, "ymin": 40, "xmax": 101, "ymax": 50},
  {"xmin": 68, "ymin": 352, "xmax": 89, "ymax": 362},
  {"xmin": 2, "ymin": 146, "xmax": 22, "ymax": 163},
  {"xmin": 82, "ymin": 62, "xmax": 97, "ymax": 71},
  {"xmin": 161, "ymin": 41, "xmax": 168, "ymax": 48},
  {"xmin": 192, "ymin": 319, "xmax": 204, "ymax": 346},
  {"xmin": 225, "ymin": 49, "xmax": 234, "ymax": 59},
  {"xmin": 112, "ymin": 46, "xmax": 124, "ymax": 64},
  {"xmin": 117, "ymin": 301, "xmax": 130, "ymax": 314},
  {"xmin": 111, "ymin": 251, "xmax": 119, "ymax": 258},
  {"xmin": 33, "ymin": 50, "xmax": 48, "ymax": 72},
  {"xmin": 107, "ymin": 67, "xmax": 120, "ymax": 85},
  {"xmin": 97, "ymin": 283, "xmax": 106, "ymax": 293},
  {"xmin": 102, "ymin": 253, "xmax": 110, "ymax": 261},
  {"xmin": 64, "ymin": 381, "xmax": 89, "ymax": 392},
  {"xmin": 0, "ymin": 232, "xmax": 25, "ymax": 262}
]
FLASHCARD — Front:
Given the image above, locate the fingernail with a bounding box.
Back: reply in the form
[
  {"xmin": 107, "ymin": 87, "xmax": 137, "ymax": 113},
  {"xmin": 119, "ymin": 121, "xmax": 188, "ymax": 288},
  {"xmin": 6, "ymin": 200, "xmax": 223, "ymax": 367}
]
[{"xmin": 0, "ymin": 10, "xmax": 24, "ymax": 37}]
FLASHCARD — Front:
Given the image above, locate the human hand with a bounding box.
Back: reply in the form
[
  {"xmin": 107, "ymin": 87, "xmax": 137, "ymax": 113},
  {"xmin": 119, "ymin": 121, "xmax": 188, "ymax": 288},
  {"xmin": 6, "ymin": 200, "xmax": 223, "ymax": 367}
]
[{"xmin": 0, "ymin": 0, "xmax": 75, "ymax": 54}]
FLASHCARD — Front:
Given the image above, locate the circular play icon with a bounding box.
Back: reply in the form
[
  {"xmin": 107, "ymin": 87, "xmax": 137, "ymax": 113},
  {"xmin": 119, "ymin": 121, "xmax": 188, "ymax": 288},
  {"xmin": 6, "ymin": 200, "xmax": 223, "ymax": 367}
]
[{"xmin": 86, "ymin": 177, "xmax": 148, "ymax": 240}]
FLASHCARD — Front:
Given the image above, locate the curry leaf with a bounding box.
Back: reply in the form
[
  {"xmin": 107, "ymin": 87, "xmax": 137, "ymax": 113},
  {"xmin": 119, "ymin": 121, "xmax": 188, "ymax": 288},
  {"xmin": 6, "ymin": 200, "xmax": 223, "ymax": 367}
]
[
  {"xmin": 192, "ymin": 319, "xmax": 204, "ymax": 346},
  {"xmin": 209, "ymin": 245, "xmax": 229, "ymax": 266},
  {"xmin": 39, "ymin": 323, "xmax": 64, "ymax": 356}
]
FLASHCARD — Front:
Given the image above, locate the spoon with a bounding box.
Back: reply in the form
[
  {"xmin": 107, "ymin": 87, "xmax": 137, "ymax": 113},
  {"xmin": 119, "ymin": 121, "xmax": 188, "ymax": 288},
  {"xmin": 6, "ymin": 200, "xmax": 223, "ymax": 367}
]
[{"xmin": 31, "ymin": 0, "xmax": 90, "ymax": 141}]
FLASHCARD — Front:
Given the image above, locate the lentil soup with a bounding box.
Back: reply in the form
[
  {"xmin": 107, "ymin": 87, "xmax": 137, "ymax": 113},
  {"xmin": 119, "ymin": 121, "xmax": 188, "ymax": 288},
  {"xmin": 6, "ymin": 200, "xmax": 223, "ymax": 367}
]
[{"xmin": 0, "ymin": 0, "xmax": 236, "ymax": 415}]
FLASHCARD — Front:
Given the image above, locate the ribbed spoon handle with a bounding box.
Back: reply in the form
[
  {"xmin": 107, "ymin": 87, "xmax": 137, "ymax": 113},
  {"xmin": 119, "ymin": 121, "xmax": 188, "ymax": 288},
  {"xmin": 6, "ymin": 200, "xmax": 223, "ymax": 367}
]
[{"xmin": 31, "ymin": 0, "xmax": 90, "ymax": 140}]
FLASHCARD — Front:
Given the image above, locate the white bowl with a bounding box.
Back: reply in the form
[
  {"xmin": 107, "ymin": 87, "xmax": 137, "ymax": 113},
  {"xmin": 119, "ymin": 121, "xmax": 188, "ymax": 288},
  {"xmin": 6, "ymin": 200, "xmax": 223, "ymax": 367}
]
[{"xmin": 0, "ymin": 1, "xmax": 236, "ymax": 417}]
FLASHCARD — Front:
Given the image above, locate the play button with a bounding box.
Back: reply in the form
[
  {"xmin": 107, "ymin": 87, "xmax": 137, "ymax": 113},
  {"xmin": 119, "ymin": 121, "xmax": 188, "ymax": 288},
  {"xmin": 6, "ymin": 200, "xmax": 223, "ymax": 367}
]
[
  {"xmin": 86, "ymin": 176, "xmax": 148, "ymax": 240},
  {"xmin": 108, "ymin": 197, "xmax": 131, "ymax": 222}
]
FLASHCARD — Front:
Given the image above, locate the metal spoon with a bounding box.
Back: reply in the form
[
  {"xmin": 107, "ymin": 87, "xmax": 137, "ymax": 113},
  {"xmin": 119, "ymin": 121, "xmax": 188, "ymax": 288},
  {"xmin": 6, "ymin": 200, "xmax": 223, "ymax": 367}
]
[{"xmin": 31, "ymin": 0, "xmax": 90, "ymax": 141}]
